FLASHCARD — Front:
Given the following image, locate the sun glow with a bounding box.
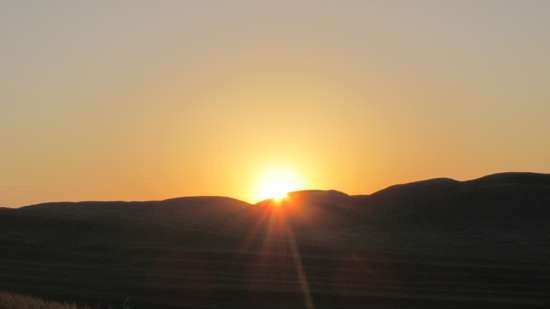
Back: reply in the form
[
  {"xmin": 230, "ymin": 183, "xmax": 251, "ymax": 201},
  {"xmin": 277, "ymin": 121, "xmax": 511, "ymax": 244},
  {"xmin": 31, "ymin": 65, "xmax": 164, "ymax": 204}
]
[{"xmin": 253, "ymin": 168, "xmax": 306, "ymax": 202}]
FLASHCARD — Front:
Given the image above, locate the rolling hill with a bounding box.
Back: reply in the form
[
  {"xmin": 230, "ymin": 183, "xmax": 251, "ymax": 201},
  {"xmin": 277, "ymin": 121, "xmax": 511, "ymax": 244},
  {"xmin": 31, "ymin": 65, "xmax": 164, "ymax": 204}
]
[{"xmin": 1, "ymin": 172, "xmax": 549, "ymax": 308}]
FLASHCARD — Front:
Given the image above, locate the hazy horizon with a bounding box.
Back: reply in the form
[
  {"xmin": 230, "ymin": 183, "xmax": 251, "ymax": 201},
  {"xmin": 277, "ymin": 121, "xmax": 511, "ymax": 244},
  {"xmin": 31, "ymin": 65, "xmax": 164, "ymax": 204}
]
[{"xmin": 2, "ymin": 1, "xmax": 550, "ymax": 207}]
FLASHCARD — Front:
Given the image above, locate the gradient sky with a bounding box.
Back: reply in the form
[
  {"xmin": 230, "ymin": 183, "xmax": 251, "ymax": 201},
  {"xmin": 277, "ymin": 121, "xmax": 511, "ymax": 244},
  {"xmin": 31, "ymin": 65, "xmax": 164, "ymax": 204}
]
[{"xmin": 2, "ymin": 1, "xmax": 550, "ymax": 207}]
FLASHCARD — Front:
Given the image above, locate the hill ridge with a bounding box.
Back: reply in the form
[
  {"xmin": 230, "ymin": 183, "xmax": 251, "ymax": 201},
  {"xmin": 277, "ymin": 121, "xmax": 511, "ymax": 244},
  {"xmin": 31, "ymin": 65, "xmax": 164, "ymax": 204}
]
[{"xmin": 8, "ymin": 171, "xmax": 550, "ymax": 210}]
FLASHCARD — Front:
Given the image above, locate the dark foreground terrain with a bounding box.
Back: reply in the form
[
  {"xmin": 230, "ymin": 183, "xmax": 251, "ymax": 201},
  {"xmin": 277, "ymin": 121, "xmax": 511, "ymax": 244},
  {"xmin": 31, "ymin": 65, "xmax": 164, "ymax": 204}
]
[
  {"xmin": 1, "ymin": 172, "xmax": 549, "ymax": 308},
  {"xmin": 0, "ymin": 292, "xmax": 101, "ymax": 309}
]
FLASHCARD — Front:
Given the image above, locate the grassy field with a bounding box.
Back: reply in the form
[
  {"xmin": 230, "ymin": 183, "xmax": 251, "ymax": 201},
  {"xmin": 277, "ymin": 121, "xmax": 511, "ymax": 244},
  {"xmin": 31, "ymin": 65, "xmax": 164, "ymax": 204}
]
[
  {"xmin": 1, "ymin": 243, "xmax": 549, "ymax": 309},
  {"xmin": 0, "ymin": 292, "xmax": 114, "ymax": 309}
]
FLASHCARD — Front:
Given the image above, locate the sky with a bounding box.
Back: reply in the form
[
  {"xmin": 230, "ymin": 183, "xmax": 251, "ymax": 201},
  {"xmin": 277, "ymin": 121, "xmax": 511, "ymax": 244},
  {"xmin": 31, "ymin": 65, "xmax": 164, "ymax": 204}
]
[{"xmin": 2, "ymin": 0, "xmax": 550, "ymax": 207}]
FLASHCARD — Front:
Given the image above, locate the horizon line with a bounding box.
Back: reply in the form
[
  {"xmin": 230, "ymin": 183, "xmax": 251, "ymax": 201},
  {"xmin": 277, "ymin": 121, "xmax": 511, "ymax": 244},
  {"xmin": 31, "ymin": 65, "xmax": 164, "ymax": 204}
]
[{"xmin": 3, "ymin": 171, "xmax": 548, "ymax": 209}]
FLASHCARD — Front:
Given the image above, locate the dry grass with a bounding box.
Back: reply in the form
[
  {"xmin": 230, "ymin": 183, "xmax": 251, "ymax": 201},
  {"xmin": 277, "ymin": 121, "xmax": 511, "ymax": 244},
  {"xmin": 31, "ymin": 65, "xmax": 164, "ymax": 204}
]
[{"xmin": 0, "ymin": 292, "xmax": 100, "ymax": 309}]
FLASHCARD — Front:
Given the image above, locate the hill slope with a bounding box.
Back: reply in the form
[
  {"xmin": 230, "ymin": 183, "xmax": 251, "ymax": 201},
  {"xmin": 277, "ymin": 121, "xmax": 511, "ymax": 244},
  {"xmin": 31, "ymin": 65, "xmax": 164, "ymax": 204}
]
[{"xmin": 1, "ymin": 172, "xmax": 549, "ymax": 308}]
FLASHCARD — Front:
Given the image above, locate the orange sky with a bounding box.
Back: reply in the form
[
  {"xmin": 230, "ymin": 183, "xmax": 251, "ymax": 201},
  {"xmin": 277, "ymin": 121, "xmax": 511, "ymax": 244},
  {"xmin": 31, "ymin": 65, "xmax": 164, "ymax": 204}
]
[{"xmin": 1, "ymin": 1, "xmax": 550, "ymax": 207}]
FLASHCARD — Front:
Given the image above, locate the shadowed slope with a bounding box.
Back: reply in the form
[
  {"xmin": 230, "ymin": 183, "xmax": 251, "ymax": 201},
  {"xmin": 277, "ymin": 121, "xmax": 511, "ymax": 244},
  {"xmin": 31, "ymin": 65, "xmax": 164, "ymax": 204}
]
[
  {"xmin": 355, "ymin": 172, "xmax": 550, "ymax": 225},
  {"xmin": 255, "ymin": 190, "xmax": 354, "ymax": 226},
  {"xmin": 3, "ymin": 197, "xmax": 255, "ymax": 250}
]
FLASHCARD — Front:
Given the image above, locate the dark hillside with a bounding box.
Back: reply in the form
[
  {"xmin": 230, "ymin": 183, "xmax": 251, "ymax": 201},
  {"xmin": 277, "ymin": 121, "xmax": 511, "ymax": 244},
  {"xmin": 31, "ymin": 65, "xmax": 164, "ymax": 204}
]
[{"xmin": 1, "ymin": 173, "xmax": 549, "ymax": 308}]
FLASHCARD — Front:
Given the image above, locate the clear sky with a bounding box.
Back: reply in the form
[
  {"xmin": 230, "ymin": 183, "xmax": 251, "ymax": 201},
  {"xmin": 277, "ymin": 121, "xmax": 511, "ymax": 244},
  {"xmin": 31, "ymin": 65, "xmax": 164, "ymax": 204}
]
[{"xmin": 2, "ymin": 1, "xmax": 549, "ymax": 207}]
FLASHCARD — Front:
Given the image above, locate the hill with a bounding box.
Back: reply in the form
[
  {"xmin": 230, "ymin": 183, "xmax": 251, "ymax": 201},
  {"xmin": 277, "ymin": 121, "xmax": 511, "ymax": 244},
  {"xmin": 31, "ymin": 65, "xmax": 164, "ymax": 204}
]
[{"xmin": 1, "ymin": 172, "xmax": 549, "ymax": 308}]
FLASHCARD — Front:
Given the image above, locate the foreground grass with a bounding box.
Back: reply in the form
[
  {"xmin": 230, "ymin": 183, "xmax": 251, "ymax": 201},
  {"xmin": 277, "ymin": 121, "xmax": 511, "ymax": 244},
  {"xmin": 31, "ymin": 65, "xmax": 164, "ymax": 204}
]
[{"xmin": 0, "ymin": 292, "xmax": 101, "ymax": 309}]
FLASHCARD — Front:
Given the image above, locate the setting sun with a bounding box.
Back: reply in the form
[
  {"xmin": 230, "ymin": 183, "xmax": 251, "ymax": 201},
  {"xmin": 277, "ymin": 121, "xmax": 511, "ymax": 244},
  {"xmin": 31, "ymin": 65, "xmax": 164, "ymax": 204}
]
[{"xmin": 253, "ymin": 168, "xmax": 306, "ymax": 202}]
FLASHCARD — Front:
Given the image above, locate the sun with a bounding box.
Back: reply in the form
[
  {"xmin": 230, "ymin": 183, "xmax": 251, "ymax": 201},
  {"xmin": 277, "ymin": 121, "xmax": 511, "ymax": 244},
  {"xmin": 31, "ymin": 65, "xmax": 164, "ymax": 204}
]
[{"xmin": 253, "ymin": 168, "xmax": 306, "ymax": 202}]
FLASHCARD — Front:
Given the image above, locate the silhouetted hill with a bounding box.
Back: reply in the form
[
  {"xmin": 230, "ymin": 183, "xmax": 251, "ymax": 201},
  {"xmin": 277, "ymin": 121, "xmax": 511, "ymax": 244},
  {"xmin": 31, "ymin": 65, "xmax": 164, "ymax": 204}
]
[
  {"xmin": 2, "ymin": 172, "xmax": 549, "ymax": 252},
  {"xmin": 355, "ymin": 172, "xmax": 550, "ymax": 227},
  {"xmin": 254, "ymin": 190, "xmax": 355, "ymax": 230},
  {"xmin": 20, "ymin": 196, "xmax": 251, "ymax": 219},
  {"xmin": 0, "ymin": 207, "xmax": 14, "ymax": 214},
  {"xmin": 4, "ymin": 196, "xmax": 257, "ymax": 249},
  {"xmin": 254, "ymin": 190, "xmax": 349, "ymax": 208},
  {"xmin": 1, "ymin": 172, "xmax": 549, "ymax": 308},
  {"xmin": 470, "ymin": 172, "xmax": 550, "ymax": 185}
]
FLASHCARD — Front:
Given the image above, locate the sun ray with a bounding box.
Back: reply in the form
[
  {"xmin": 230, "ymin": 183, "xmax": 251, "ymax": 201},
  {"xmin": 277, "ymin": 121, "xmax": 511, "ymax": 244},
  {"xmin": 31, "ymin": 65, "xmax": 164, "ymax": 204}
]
[{"xmin": 252, "ymin": 167, "xmax": 306, "ymax": 202}]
